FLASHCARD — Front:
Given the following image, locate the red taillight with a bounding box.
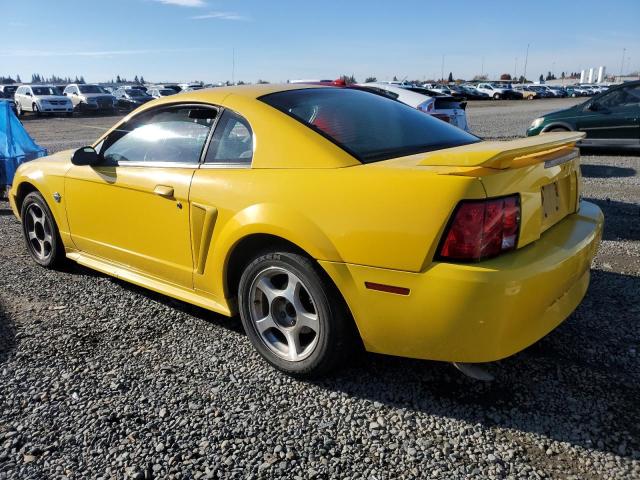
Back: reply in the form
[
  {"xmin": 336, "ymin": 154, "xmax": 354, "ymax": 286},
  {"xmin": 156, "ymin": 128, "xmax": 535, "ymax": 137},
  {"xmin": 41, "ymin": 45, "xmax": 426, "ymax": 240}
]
[{"xmin": 438, "ymin": 195, "xmax": 521, "ymax": 262}]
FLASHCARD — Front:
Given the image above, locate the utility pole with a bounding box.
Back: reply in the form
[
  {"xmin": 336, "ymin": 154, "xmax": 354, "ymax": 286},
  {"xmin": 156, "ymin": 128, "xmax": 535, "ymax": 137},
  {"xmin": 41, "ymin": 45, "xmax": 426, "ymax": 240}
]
[
  {"xmin": 441, "ymin": 54, "xmax": 445, "ymax": 83},
  {"xmin": 481, "ymin": 56, "xmax": 485, "ymax": 77},
  {"xmin": 522, "ymin": 43, "xmax": 530, "ymax": 83},
  {"xmin": 232, "ymin": 48, "xmax": 236, "ymax": 85},
  {"xmin": 620, "ymin": 47, "xmax": 626, "ymax": 80},
  {"xmin": 514, "ymin": 57, "xmax": 518, "ymax": 80}
]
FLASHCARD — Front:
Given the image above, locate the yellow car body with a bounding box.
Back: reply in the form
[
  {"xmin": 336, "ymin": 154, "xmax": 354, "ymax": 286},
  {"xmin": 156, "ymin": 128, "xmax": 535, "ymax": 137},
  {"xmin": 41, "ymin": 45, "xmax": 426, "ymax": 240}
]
[{"xmin": 9, "ymin": 85, "xmax": 603, "ymax": 366}]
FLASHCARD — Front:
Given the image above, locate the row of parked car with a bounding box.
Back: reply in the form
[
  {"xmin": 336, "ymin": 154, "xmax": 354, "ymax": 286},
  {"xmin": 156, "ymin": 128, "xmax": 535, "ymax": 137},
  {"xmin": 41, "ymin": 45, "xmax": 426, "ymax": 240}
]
[
  {"xmin": 383, "ymin": 81, "xmax": 611, "ymax": 100},
  {"xmin": 0, "ymin": 82, "xmax": 203, "ymax": 117}
]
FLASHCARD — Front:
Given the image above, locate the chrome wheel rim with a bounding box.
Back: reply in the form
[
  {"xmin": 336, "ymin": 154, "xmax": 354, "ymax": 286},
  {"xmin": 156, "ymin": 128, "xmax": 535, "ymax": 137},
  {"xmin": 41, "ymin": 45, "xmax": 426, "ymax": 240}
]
[
  {"xmin": 249, "ymin": 266, "xmax": 320, "ymax": 362},
  {"xmin": 24, "ymin": 203, "xmax": 53, "ymax": 262}
]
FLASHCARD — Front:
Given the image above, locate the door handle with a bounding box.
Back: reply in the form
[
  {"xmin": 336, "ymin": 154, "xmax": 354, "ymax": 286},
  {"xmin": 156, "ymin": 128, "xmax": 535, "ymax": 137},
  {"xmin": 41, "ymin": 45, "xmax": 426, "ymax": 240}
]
[{"xmin": 154, "ymin": 185, "xmax": 174, "ymax": 198}]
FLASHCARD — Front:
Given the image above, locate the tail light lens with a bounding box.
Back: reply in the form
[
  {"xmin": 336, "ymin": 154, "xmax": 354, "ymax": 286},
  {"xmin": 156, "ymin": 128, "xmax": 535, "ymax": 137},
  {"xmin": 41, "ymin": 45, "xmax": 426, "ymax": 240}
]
[{"xmin": 438, "ymin": 195, "xmax": 520, "ymax": 262}]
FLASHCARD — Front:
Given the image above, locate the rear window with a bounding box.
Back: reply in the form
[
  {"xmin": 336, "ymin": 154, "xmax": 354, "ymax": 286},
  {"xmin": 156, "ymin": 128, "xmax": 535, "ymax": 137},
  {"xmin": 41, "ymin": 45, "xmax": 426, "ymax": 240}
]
[{"xmin": 260, "ymin": 88, "xmax": 479, "ymax": 163}]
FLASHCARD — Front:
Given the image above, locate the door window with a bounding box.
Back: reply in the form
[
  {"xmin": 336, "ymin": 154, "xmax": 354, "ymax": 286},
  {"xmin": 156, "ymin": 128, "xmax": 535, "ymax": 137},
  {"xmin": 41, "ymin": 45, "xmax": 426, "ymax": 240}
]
[
  {"xmin": 101, "ymin": 106, "xmax": 217, "ymax": 164},
  {"xmin": 598, "ymin": 86, "xmax": 640, "ymax": 110},
  {"xmin": 204, "ymin": 110, "xmax": 253, "ymax": 165}
]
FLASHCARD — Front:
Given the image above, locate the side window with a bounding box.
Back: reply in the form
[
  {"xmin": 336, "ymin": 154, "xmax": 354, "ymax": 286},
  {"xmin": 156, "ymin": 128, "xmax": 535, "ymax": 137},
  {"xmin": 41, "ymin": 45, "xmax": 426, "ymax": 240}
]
[
  {"xmin": 102, "ymin": 106, "xmax": 217, "ymax": 164},
  {"xmin": 204, "ymin": 110, "xmax": 253, "ymax": 165},
  {"xmin": 598, "ymin": 89, "xmax": 628, "ymax": 109}
]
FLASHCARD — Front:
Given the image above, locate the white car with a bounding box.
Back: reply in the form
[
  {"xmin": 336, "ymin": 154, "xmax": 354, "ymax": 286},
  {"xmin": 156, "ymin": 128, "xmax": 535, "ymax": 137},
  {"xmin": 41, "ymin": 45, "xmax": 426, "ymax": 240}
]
[
  {"xmin": 475, "ymin": 83, "xmax": 511, "ymax": 99},
  {"xmin": 147, "ymin": 87, "xmax": 178, "ymax": 99},
  {"xmin": 357, "ymin": 82, "xmax": 469, "ymax": 131},
  {"xmin": 63, "ymin": 84, "xmax": 117, "ymax": 113},
  {"xmin": 14, "ymin": 85, "xmax": 73, "ymax": 116},
  {"xmin": 427, "ymin": 84, "xmax": 453, "ymax": 95}
]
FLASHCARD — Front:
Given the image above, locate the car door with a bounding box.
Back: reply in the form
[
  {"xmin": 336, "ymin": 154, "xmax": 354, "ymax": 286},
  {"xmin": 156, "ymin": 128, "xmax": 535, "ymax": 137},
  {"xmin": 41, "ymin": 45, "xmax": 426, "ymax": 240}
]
[
  {"xmin": 576, "ymin": 85, "xmax": 640, "ymax": 146},
  {"xmin": 64, "ymin": 104, "xmax": 218, "ymax": 288},
  {"xmin": 188, "ymin": 109, "xmax": 254, "ymax": 295}
]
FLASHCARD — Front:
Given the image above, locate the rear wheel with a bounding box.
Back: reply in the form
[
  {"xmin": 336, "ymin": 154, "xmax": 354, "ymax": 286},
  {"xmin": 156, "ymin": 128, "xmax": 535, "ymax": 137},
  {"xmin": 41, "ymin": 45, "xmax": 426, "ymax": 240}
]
[
  {"xmin": 32, "ymin": 103, "xmax": 41, "ymax": 117},
  {"xmin": 16, "ymin": 102, "xmax": 23, "ymax": 116},
  {"xmin": 20, "ymin": 192, "xmax": 65, "ymax": 268},
  {"xmin": 493, "ymin": 93, "xmax": 501, "ymax": 100},
  {"xmin": 238, "ymin": 250, "xmax": 355, "ymax": 377}
]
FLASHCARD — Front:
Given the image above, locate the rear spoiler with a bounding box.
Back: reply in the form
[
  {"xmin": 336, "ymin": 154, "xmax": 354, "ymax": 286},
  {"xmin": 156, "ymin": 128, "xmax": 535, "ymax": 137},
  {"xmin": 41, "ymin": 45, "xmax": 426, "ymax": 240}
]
[{"xmin": 418, "ymin": 132, "xmax": 585, "ymax": 170}]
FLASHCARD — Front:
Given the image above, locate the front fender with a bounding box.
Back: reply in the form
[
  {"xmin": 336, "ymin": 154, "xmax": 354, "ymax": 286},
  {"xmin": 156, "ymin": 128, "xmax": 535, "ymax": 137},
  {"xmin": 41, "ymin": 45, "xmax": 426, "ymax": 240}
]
[{"xmin": 9, "ymin": 152, "xmax": 74, "ymax": 247}]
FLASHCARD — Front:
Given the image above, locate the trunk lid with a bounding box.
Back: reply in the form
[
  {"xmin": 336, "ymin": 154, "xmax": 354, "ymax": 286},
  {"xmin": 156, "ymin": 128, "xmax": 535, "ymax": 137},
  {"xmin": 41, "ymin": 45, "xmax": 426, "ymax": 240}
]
[{"xmin": 417, "ymin": 132, "xmax": 585, "ymax": 248}]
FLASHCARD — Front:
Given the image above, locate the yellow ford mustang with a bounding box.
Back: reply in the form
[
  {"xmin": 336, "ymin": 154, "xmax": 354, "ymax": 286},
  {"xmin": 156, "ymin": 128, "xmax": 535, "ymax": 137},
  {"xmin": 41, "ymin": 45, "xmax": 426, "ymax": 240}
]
[{"xmin": 9, "ymin": 84, "xmax": 603, "ymax": 377}]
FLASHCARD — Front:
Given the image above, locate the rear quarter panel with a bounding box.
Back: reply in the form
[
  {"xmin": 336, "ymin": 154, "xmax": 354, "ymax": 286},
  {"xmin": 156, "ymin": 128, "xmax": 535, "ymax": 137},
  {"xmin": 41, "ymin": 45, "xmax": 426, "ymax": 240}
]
[{"xmin": 189, "ymin": 165, "xmax": 486, "ymax": 300}]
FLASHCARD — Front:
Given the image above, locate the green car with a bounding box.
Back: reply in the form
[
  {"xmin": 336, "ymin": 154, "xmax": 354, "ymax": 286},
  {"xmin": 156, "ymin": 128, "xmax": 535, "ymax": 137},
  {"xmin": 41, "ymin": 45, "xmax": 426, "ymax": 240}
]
[{"xmin": 526, "ymin": 80, "xmax": 640, "ymax": 148}]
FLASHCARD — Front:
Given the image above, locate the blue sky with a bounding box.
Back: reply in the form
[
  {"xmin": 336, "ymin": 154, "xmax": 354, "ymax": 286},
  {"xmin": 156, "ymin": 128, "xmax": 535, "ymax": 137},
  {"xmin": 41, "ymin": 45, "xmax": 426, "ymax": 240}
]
[{"xmin": 1, "ymin": 0, "xmax": 638, "ymax": 83}]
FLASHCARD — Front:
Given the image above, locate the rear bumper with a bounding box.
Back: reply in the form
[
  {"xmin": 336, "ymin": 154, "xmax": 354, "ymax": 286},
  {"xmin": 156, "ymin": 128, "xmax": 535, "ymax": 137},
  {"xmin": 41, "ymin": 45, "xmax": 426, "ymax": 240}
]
[{"xmin": 320, "ymin": 201, "xmax": 603, "ymax": 363}]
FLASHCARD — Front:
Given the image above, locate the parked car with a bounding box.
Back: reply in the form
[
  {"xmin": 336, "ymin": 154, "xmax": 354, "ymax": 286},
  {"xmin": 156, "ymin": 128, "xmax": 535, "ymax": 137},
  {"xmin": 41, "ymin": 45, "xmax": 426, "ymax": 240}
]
[
  {"xmin": 526, "ymin": 85, "xmax": 554, "ymax": 98},
  {"xmin": 526, "ymin": 80, "xmax": 640, "ymax": 148},
  {"xmin": 14, "ymin": 85, "xmax": 73, "ymax": 116},
  {"xmin": 64, "ymin": 84, "xmax": 117, "ymax": 113},
  {"xmin": 8, "ymin": 84, "xmax": 603, "ymax": 377},
  {"xmin": 359, "ymin": 82, "xmax": 469, "ymax": 131},
  {"xmin": 113, "ymin": 87, "xmax": 153, "ymax": 111},
  {"xmin": 511, "ymin": 85, "xmax": 538, "ymax": 100},
  {"xmin": 475, "ymin": 83, "xmax": 515, "ymax": 99},
  {"xmin": 148, "ymin": 87, "xmax": 177, "ymax": 99},
  {"xmin": 427, "ymin": 84, "xmax": 453, "ymax": 95},
  {"xmin": 0, "ymin": 85, "xmax": 19, "ymax": 100},
  {"xmin": 564, "ymin": 86, "xmax": 589, "ymax": 97},
  {"xmin": 0, "ymin": 86, "xmax": 19, "ymax": 115},
  {"xmin": 548, "ymin": 86, "xmax": 568, "ymax": 98},
  {"xmin": 455, "ymin": 85, "xmax": 491, "ymax": 100},
  {"xmin": 178, "ymin": 83, "xmax": 204, "ymax": 92}
]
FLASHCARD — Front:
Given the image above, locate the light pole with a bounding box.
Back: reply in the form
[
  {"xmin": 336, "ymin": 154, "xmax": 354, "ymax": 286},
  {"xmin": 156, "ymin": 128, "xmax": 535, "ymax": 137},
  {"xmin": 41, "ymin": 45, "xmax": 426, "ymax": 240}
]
[
  {"xmin": 441, "ymin": 54, "xmax": 445, "ymax": 83},
  {"xmin": 620, "ymin": 47, "xmax": 626, "ymax": 80},
  {"xmin": 522, "ymin": 43, "xmax": 530, "ymax": 83}
]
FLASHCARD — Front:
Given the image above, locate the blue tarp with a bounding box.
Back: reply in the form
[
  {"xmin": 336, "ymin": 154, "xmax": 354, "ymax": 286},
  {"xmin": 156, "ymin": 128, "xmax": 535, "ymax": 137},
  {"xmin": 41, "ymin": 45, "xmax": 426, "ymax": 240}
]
[{"xmin": 0, "ymin": 101, "xmax": 47, "ymax": 187}]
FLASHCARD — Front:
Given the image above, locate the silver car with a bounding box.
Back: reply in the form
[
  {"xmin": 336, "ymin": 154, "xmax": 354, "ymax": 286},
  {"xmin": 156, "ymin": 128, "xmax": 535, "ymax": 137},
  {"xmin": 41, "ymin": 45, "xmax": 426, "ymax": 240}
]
[
  {"xmin": 14, "ymin": 85, "xmax": 73, "ymax": 116},
  {"xmin": 63, "ymin": 84, "xmax": 117, "ymax": 113}
]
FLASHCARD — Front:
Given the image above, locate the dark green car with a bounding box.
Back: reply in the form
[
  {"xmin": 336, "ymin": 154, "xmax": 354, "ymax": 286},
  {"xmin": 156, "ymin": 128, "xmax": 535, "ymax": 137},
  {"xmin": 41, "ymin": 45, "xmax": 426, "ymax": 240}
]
[{"xmin": 526, "ymin": 80, "xmax": 640, "ymax": 148}]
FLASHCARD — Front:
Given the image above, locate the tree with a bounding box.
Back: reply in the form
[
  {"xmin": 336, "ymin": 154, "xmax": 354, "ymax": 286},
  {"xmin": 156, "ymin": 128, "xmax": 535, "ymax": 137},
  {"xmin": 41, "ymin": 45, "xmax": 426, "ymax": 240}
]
[
  {"xmin": 134, "ymin": 75, "xmax": 139, "ymax": 84},
  {"xmin": 116, "ymin": 75, "xmax": 122, "ymax": 83},
  {"xmin": 392, "ymin": 76, "xmax": 398, "ymax": 81},
  {"xmin": 140, "ymin": 76, "xmax": 145, "ymax": 85},
  {"xmin": 539, "ymin": 74, "xmax": 544, "ymax": 82},
  {"xmin": 257, "ymin": 79, "xmax": 270, "ymax": 84},
  {"xmin": 16, "ymin": 74, "xmax": 21, "ymax": 83},
  {"xmin": 339, "ymin": 74, "xmax": 357, "ymax": 85},
  {"xmin": 500, "ymin": 73, "xmax": 512, "ymax": 80},
  {"xmin": 448, "ymin": 72, "xmax": 453, "ymax": 82},
  {"xmin": 364, "ymin": 76, "xmax": 377, "ymax": 83},
  {"xmin": 237, "ymin": 80, "xmax": 246, "ymax": 85},
  {"xmin": 472, "ymin": 74, "xmax": 488, "ymax": 81},
  {"xmin": 561, "ymin": 72, "xmax": 566, "ymax": 79}
]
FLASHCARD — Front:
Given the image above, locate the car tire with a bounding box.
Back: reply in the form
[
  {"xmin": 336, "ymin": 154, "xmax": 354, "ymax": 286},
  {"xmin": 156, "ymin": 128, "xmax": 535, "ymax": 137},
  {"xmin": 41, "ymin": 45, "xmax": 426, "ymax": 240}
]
[
  {"xmin": 493, "ymin": 93, "xmax": 501, "ymax": 100},
  {"xmin": 16, "ymin": 102, "xmax": 23, "ymax": 116},
  {"xmin": 32, "ymin": 103, "xmax": 41, "ymax": 117},
  {"xmin": 20, "ymin": 191, "xmax": 65, "ymax": 269},
  {"xmin": 238, "ymin": 250, "xmax": 356, "ymax": 378},
  {"xmin": 546, "ymin": 127, "xmax": 570, "ymax": 133}
]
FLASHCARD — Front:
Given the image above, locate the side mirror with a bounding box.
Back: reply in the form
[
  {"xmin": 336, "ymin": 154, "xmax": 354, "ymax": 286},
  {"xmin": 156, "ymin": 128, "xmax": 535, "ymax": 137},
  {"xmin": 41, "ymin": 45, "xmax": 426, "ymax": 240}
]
[{"xmin": 72, "ymin": 146, "xmax": 100, "ymax": 166}]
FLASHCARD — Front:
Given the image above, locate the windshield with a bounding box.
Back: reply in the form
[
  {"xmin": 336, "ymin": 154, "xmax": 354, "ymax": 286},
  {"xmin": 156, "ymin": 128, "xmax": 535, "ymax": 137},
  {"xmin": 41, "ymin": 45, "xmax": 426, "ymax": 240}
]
[
  {"xmin": 32, "ymin": 87, "xmax": 60, "ymax": 96},
  {"xmin": 260, "ymin": 88, "xmax": 479, "ymax": 164},
  {"xmin": 79, "ymin": 85, "xmax": 107, "ymax": 94}
]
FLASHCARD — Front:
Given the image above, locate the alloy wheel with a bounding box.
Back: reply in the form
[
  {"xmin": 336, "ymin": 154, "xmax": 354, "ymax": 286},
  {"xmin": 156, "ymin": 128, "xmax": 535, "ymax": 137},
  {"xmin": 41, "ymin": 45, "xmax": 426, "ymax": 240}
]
[
  {"xmin": 249, "ymin": 266, "xmax": 320, "ymax": 362},
  {"xmin": 24, "ymin": 203, "xmax": 53, "ymax": 262}
]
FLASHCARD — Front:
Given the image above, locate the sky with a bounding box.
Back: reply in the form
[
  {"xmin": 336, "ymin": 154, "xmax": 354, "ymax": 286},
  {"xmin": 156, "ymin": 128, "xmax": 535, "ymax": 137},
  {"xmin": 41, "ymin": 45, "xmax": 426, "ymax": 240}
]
[{"xmin": 1, "ymin": 0, "xmax": 639, "ymax": 84}]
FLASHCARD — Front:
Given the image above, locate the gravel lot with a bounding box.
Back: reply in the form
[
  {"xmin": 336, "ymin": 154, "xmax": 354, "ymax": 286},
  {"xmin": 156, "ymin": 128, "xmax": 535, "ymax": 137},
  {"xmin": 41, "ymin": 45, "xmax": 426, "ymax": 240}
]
[{"xmin": 1, "ymin": 100, "xmax": 639, "ymax": 479}]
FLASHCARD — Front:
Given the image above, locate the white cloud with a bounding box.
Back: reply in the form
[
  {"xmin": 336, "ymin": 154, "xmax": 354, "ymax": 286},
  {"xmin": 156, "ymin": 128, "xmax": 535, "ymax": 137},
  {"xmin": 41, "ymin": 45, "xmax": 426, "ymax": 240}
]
[
  {"xmin": 191, "ymin": 11, "xmax": 250, "ymax": 21},
  {"xmin": 0, "ymin": 47, "xmax": 216, "ymax": 57},
  {"xmin": 151, "ymin": 0, "xmax": 206, "ymax": 7}
]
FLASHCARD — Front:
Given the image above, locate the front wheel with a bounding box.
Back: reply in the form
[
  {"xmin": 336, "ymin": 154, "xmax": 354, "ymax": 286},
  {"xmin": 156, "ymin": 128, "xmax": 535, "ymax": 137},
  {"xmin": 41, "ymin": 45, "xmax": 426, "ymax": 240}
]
[
  {"xmin": 238, "ymin": 251, "xmax": 355, "ymax": 378},
  {"xmin": 493, "ymin": 93, "xmax": 501, "ymax": 100},
  {"xmin": 16, "ymin": 102, "xmax": 23, "ymax": 116},
  {"xmin": 32, "ymin": 103, "xmax": 41, "ymax": 117},
  {"xmin": 21, "ymin": 192, "xmax": 65, "ymax": 268}
]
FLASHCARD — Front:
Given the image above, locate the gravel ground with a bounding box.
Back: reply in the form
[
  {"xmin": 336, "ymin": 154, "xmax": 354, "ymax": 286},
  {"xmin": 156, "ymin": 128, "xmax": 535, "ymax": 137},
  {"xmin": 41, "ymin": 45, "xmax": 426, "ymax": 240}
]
[{"xmin": 1, "ymin": 102, "xmax": 639, "ymax": 479}]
